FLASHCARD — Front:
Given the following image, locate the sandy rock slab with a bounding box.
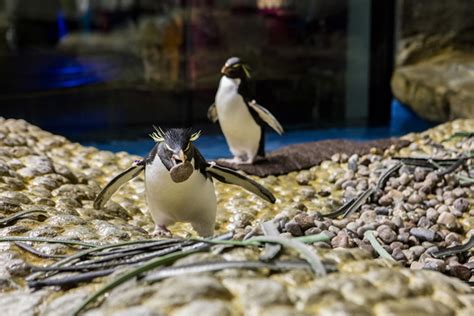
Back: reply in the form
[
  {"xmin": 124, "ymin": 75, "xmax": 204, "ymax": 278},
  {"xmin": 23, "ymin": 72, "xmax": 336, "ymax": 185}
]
[
  {"xmin": 392, "ymin": 51, "xmax": 474, "ymax": 122},
  {"xmin": 0, "ymin": 117, "xmax": 472, "ymax": 315}
]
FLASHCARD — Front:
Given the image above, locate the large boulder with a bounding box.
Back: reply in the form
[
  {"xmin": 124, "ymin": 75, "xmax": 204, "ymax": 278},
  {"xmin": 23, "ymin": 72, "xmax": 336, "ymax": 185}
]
[
  {"xmin": 392, "ymin": 0, "xmax": 474, "ymax": 122},
  {"xmin": 391, "ymin": 52, "xmax": 474, "ymax": 122}
]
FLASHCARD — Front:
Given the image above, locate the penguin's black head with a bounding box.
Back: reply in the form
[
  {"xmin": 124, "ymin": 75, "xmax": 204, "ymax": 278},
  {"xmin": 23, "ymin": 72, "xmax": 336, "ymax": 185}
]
[
  {"xmin": 221, "ymin": 57, "xmax": 251, "ymax": 79},
  {"xmin": 150, "ymin": 126, "xmax": 201, "ymax": 169}
]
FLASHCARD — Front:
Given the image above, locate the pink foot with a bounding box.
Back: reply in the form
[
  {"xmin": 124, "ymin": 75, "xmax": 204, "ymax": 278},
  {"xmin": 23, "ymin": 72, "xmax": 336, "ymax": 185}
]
[{"xmin": 151, "ymin": 224, "xmax": 172, "ymax": 238}]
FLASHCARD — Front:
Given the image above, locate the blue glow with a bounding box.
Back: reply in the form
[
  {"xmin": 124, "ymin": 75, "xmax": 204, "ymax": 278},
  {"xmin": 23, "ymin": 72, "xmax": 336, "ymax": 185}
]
[{"xmin": 56, "ymin": 10, "xmax": 68, "ymax": 40}]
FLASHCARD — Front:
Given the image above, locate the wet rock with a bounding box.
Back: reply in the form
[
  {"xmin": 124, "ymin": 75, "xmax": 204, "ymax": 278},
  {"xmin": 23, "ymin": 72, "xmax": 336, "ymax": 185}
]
[
  {"xmin": 47, "ymin": 214, "xmax": 87, "ymax": 226},
  {"xmin": 43, "ymin": 290, "xmax": 91, "ymax": 316},
  {"xmin": 410, "ymin": 228, "xmax": 437, "ymax": 242},
  {"xmin": 0, "ymin": 291, "xmax": 47, "ymax": 316},
  {"xmin": 172, "ymin": 299, "xmax": 231, "ymax": 316},
  {"xmin": 373, "ymin": 297, "xmax": 453, "ymax": 316},
  {"xmin": 148, "ymin": 276, "xmax": 230, "ymax": 308},
  {"xmin": 0, "ymin": 196, "xmax": 22, "ymax": 214},
  {"xmin": 225, "ymin": 278, "xmax": 290, "ymax": 311}
]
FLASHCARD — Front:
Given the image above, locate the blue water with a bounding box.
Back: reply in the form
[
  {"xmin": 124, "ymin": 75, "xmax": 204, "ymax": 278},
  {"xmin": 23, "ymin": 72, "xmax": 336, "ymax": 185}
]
[{"xmin": 83, "ymin": 100, "xmax": 434, "ymax": 160}]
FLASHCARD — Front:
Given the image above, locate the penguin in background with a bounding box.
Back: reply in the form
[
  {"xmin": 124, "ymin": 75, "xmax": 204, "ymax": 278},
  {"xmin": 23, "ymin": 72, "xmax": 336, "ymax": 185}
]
[
  {"xmin": 94, "ymin": 127, "xmax": 276, "ymax": 237},
  {"xmin": 208, "ymin": 57, "xmax": 284, "ymax": 164}
]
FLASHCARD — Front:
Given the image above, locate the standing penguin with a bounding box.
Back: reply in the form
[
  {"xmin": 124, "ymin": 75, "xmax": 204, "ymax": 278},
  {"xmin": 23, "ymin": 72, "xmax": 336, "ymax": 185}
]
[
  {"xmin": 208, "ymin": 57, "xmax": 284, "ymax": 164},
  {"xmin": 94, "ymin": 127, "xmax": 275, "ymax": 237}
]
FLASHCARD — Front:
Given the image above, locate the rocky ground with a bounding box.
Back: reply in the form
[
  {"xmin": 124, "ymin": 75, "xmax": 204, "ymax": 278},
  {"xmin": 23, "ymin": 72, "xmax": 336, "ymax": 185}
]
[{"xmin": 0, "ymin": 117, "xmax": 472, "ymax": 315}]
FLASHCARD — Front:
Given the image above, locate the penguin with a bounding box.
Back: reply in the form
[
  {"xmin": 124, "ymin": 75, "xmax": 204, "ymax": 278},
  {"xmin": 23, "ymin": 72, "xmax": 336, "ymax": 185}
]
[
  {"xmin": 94, "ymin": 127, "xmax": 276, "ymax": 237},
  {"xmin": 208, "ymin": 57, "xmax": 284, "ymax": 164}
]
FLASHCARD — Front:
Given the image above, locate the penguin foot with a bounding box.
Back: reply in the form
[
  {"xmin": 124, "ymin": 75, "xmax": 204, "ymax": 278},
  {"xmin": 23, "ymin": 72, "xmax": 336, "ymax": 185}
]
[{"xmin": 151, "ymin": 225, "xmax": 172, "ymax": 238}]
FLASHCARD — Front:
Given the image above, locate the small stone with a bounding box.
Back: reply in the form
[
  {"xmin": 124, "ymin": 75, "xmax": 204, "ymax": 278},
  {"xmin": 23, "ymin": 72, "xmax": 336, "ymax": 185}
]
[
  {"xmin": 399, "ymin": 173, "xmax": 411, "ymax": 186},
  {"xmin": 445, "ymin": 232, "xmax": 461, "ymax": 245},
  {"xmin": 284, "ymin": 221, "xmax": 303, "ymax": 237},
  {"xmin": 410, "ymin": 228, "xmax": 436, "ymax": 242},
  {"xmin": 378, "ymin": 195, "xmax": 393, "ymax": 206},
  {"xmin": 453, "ymin": 198, "xmax": 469, "ymax": 213},
  {"xmin": 296, "ymin": 171, "xmax": 313, "ymax": 185},
  {"xmin": 423, "ymin": 258, "xmax": 446, "ymax": 272},
  {"xmin": 376, "ymin": 225, "xmax": 397, "ymax": 244},
  {"xmin": 375, "ymin": 207, "xmax": 389, "ymax": 216},
  {"xmin": 437, "ymin": 212, "xmax": 458, "ymax": 230},
  {"xmin": 410, "ymin": 245, "xmax": 426, "ymax": 258},
  {"xmin": 304, "ymin": 227, "xmax": 322, "ymax": 236},
  {"xmin": 408, "ymin": 192, "xmax": 423, "ymax": 204},
  {"xmin": 417, "ymin": 216, "xmax": 431, "ymax": 229},
  {"xmin": 452, "ymin": 188, "xmax": 466, "ymax": 198},
  {"xmin": 426, "ymin": 208, "xmax": 439, "ymax": 221},
  {"xmin": 360, "ymin": 210, "xmax": 376, "ymax": 224},
  {"xmin": 414, "ymin": 167, "xmax": 427, "ymax": 181},
  {"xmin": 348, "ymin": 154, "xmax": 358, "ymax": 172},
  {"xmin": 392, "ymin": 247, "xmax": 406, "ymax": 261},
  {"xmin": 410, "ymin": 261, "xmax": 424, "ymax": 270},
  {"xmin": 299, "ymin": 187, "xmax": 316, "ymax": 199},
  {"xmin": 331, "ymin": 231, "xmax": 349, "ymax": 248},
  {"xmin": 448, "ymin": 265, "xmax": 471, "ymax": 281},
  {"xmin": 317, "ymin": 189, "xmax": 331, "ymax": 197},
  {"xmin": 293, "ymin": 214, "xmax": 315, "ymax": 231}
]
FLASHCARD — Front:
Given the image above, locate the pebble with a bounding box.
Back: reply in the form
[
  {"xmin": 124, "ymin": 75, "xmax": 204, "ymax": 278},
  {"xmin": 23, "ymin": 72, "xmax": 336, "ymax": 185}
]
[
  {"xmin": 453, "ymin": 198, "xmax": 469, "ymax": 213},
  {"xmin": 284, "ymin": 221, "xmax": 303, "ymax": 237},
  {"xmin": 331, "ymin": 231, "xmax": 350, "ymax": 248},
  {"xmin": 448, "ymin": 265, "xmax": 471, "ymax": 281},
  {"xmin": 436, "ymin": 212, "xmax": 458, "ymax": 230},
  {"xmin": 423, "ymin": 258, "xmax": 446, "ymax": 272},
  {"xmin": 410, "ymin": 228, "xmax": 437, "ymax": 242},
  {"xmin": 376, "ymin": 225, "xmax": 397, "ymax": 244}
]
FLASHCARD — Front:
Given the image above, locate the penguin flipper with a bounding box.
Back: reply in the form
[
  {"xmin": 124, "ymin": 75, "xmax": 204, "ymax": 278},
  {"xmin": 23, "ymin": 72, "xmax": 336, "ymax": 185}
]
[
  {"xmin": 207, "ymin": 103, "xmax": 218, "ymax": 123},
  {"xmin": 248, "ymin": 100, "xmax": 284, "ymax": 135},
  {"xmin": 206, "ymin": 163, "xmax": 276, "ymax": 203},
  {"xmin": 94, "ymin": 164, "xmax": 145, "ymax": 209}
]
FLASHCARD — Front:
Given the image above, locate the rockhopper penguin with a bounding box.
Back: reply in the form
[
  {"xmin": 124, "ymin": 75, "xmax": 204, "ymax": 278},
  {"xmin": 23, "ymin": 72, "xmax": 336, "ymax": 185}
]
[
  {"xmin": 94, "ymin": 127, "xmax": 276, "ymax": 237},
  {"xmin": 208, "ymin": 57, "xmax": 284, "ymax": 164}
]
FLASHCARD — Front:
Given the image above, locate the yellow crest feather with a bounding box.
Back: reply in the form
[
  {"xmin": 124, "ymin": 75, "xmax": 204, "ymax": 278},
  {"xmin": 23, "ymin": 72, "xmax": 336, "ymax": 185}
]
[
  {"xmin": 190, "ymin": 130, "xmax": 201, "ymax": 142},
  {"xmin": 149, "ymin": 125, "xmax": 165, "ymax": 142}
]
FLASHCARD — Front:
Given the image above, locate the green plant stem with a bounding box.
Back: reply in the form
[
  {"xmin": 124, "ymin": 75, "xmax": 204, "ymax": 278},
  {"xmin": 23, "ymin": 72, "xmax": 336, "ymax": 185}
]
[
  {"xmin": 72, "ymin": 248, "xmax": 197, "ymax": 316},
  {"xmin": 0, "ymin": 237, "xmax": 97, "ymax": 248},
  {"xmin": 364, "ymin": 230, "xmax": 396, "ymax": 262}
]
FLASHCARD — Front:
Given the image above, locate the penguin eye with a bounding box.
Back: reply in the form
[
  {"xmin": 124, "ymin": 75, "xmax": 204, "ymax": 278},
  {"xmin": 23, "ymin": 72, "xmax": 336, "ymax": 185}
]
[{"xmin": 164, "ymin": 143, "xmax": 173, "ymax": 151}]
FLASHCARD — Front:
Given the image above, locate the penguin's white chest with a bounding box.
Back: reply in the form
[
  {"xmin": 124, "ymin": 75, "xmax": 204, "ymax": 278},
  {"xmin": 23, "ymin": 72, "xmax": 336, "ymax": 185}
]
[
  {"xmin": 144, "ymin": 157, "xmax": 216, "ymax": 223},
  {"xmin": 215, "ymin": 76, "xmax": 261, "ymax": 157}
]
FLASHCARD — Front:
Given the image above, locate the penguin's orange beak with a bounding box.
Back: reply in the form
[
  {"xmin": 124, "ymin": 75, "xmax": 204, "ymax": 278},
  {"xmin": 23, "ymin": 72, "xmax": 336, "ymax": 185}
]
[{"xmin": 172, "ymin": 150, "xmax": 186, "ymax": 166}]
